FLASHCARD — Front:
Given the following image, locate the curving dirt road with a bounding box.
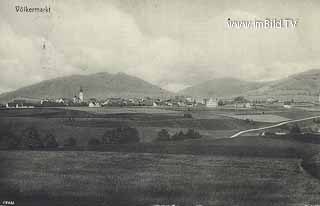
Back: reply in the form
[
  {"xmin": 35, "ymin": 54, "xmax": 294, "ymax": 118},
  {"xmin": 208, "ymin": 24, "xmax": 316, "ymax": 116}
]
[{"xmin": 230, "ymin": 115, "xmax": 320, "ymax": 138}]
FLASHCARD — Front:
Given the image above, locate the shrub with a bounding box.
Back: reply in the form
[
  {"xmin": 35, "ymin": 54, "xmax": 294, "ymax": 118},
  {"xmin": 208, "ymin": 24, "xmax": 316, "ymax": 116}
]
[
  {"xmin": 21, "ymin": 127, "xmax": 43, "ymax": 149},
  {"xmin": 43, "ymin": 132, "xmax": 59, "ymax": 148},
  {"xmin": 88, "ymin": 138, "xmax": 101, "ymax": 146},
  {"xmin": 185, "ymin": 129, "xmax": 202, "ymax": 139},
  {"xmin": 171, "ymin": 131, "xmax": 186, "ymax": 141},
  {"xmin": 171, "ymin": 129, "xmax": 202, "ymax": 141},
  {"xmin": 234, "ymin": 96, "xmax": 247, "ymax": 103},
  {"xmin": 102, "ymin": 127, "xmax": 140, "ymax": 144},
  {"xmin": 64, "ymin": 137, "xmax": 77, "ymax": 147},
  {"xmin": 289, "ymin": 124, "xmax": 301, "ymax": 135},
  {"xmin": 156, "ymin": 129, "xmax": 171, "ymax": 141}
]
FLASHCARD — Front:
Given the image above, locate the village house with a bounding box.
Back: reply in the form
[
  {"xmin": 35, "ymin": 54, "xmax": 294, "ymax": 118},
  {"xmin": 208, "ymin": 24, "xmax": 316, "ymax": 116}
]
[
  {"xmin": 283, "ymin": 101, "xmax": 292, "ymax": 109},
  {"xmin": 206, "ymin": 98, "xmax": 218, "ymax": 108},
  {"xmin": 102, "ymin": 98, "xmax": 123, "ymax": 107},
  {"xmin": 55, "ymin": 98, "xmax": 65, "ymax": 104},
  {"xmin": 6, "ymin": 100, "xmax": 35, "ymax": 109},
  {"xmin": 89, "ymin": 102, "xmax": 101, "ymax": 108}
]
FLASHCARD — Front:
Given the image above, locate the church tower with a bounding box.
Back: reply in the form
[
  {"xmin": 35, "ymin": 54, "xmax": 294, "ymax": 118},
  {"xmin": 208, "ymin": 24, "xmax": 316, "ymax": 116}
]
[{"xmin": 79, "ymin": 86, "xmax": 84, "ymax": 102}]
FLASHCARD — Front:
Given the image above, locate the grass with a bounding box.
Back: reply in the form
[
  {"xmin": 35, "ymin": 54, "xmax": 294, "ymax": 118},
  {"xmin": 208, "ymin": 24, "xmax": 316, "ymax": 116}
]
[
  {"xmin": 2, "ymin": 108, "xmax": 320, "ymax": 205},
  {"xmin": 223, "ymin": 114, "xmax": 291, "ymax": 123},
  {"xmin": 0, "ymin": 110, "xmax": 267, "ymax": 146},
  {"xmin": 1, "ymin": 149, "xmax": 320, "ymax": 206},
  {"xmin": 65, "ymin": 106, "xmax": 181, "ymax": 114}
]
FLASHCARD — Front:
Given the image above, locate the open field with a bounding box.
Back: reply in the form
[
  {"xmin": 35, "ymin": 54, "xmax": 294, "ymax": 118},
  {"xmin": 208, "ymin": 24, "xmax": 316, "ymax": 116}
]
[
  {"xmin": 0, "ymin": 107, "xmax": 270, "ymax": 146},
  {"xmin": 1, "ymin": 107, "xmax": 320, "ymax": 206},
  {"xmin": 1, "ymin": 142, "xmax": 320, "ymax": 206},
  {"xmin": 65, "ymin": 106, "xmax": 182, "ymax": 114},
  {"xmin": 222, "ymin": 114, "xmax": 291, "ymax": 123}
]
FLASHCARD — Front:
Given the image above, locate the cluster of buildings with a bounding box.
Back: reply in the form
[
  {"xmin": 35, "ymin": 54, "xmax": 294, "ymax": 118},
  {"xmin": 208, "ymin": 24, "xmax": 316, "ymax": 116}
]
[
  {"xmin": 5, "ymin": 99, "xmax": 36, "ymax": 109},
  {"xmin": 4, "ymin": 87, "xmax": 230, "ymax": 109},
  {"xmin": 5, "ymin": 86, "xmax": 302, "ymax": 109}
]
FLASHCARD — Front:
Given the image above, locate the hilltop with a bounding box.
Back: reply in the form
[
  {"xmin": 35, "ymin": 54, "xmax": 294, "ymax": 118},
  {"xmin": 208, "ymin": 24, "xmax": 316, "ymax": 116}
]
[
  {"xmin": 179, "ymin": 78, "xmax": 266, "ymax": 98},
  {"xmin": 246, "ymin": 69, "xmax": 320, "ymax": 100},
  {"xmin": 0, "ymin": 72, "xmax": 173, "ymax": 103},
  {"xmin": 179, "ymin": 69, "xmax": 320, "ymax": 100}
]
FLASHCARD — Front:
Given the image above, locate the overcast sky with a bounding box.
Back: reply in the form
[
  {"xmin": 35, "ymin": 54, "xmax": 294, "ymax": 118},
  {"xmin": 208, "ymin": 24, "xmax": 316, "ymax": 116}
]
[{"xmin": 0, "ymin": 0, "xmax": 320, "ymax": 93}]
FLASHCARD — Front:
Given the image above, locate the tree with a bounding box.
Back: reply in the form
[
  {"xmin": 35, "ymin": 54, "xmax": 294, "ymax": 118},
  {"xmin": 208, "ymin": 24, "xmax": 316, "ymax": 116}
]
[
  {"xmin": 102, "ymin": 127, "xmax": 140, "ymax": 144},
  {"xmin": 185, "ymin": 129, "xmax": 202, "ymax": 139},
  {"xmin": 21, "ymin": 127, "xmax": 43, "ymax": 149},
  {"xmin": 156, "ymin": 129, "xmax": 171, "ymax": 141},
  {"xmin": 290, "ymin": 124, "xmax": 301, "ymax": 135},
  {"xmin": 64, "ymin": 137, "xmax": 77, "ymax": 147},
  {"xmin": 171, "ymin": 131, "xmax": 186, "ymax": 141},
  {"xmin": 234, "ymin": 96, "xmax": 247, "ymax": 103},
  {"xmin": 43, "ymin": 132, "xmax": 59, "ymax": 148}
]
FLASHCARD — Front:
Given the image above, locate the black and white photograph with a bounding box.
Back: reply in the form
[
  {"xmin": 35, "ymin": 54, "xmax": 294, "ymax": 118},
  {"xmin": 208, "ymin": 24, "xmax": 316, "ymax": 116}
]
[{"xmin": 1, "ymin": 0, "xmax": 320, "ymax": 205}]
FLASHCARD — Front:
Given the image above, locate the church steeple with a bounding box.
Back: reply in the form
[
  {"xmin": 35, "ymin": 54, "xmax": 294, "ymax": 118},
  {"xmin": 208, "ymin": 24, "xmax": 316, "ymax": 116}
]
[{"xmin": 79, "ymin": 86, "xmax": 84, "ymax": 102}]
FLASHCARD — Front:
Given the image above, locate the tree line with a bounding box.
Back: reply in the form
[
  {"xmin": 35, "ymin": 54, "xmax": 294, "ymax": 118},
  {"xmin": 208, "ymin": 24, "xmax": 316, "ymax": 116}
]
[{"xmin": 156, "ymin": 128, "xmax": 202, "ymax": 141}]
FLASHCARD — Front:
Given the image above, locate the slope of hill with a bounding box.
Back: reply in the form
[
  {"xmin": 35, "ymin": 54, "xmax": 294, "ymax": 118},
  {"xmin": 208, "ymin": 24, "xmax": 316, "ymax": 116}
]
[
  {"xmin": 246, "ymin": 69, "xmax": 320, "ymax": 100},
  {"xmin": 179, "ymin": 69, "xmax": 320, "ymax": 100},
  {"xmin": 0, "ymin": 72, "xmax": 173, "ymax": 103},
  {"xmin": 179, "ymin": 78, "xmax": 266, "ymax": 97}
]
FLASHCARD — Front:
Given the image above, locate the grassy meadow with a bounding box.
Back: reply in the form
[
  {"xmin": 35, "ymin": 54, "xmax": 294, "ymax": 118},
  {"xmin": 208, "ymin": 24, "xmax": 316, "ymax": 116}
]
[
  {"xmin": 1, "ymin": 148, "xmax": 320, "ymax": 206},
  {"xmin": 1, "ymin": 107, "xmax": 320, "ymax": 205}
]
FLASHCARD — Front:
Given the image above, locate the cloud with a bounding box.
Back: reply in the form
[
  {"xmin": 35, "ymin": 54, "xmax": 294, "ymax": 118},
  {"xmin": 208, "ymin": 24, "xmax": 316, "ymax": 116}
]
[{"xmin": 0, "ymin": 0, "xmax": 320, "ymax": 93}]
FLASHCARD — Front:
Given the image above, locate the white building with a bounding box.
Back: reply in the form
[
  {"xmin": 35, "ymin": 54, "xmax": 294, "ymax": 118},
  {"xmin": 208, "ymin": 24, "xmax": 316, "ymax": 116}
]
[
  {"xmin": 88, "ymin": 102, "xmax": 101, "ymax": 108},
  {"xmin": 79, "ymin": 87, "xmax": 84, "ymax": 102},
  {"xmin": 245, "ymin": 102, "xmax": 251, "ymax": 108},
  {"xmin": 206, "ymin": 98, "xmax": 218, "ymax": 108},
  {"xmin": 55, "ymin": 98, "xmax": 65, "ymax": 104}
]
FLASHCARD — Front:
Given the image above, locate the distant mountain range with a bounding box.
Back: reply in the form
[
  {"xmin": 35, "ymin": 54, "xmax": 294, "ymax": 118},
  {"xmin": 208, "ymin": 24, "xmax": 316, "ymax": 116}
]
[
  {"xmin": 179, "ymin": 78, "xmax": 267, "ymax": 97},
  {"xmin": 179, "ymin": 69, "xmax": 320, "ymax": 101},
  {"xmin": 1, "ymin": 69, "xmax": 320, "ymax": 103},
  {"xmin": 246, "ymin": 69, "xmax": 320, "ymax": 100},
  {"xmin": 0, "ymin": 72, "xmax": 172, "ymax": 103}
]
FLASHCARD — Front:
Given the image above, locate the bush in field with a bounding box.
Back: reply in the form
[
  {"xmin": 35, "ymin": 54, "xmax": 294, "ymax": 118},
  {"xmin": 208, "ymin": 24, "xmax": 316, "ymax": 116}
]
[
  {"xmin": 171, "ymin": 129, "xmax": 202, "ymax": 141},
  {"xmin": 313, "ymin": 118, "xmax": 320, "ymax": 124},
  {"xmin": 171, "ymin": 131, "xmax": 186, "ymax": 141},
  {"xmin": 156, "ymin": 129, "xmax": 171, "ymax": 141},
  {"xmin": 21, "ymin": 127, "xmax": 43, "ymax": 149},
  {"xmin": 43, "ymin": 132, "xmax": 59, "ymax": 148},
  {"xmin": 88, "ymin": 138, "xmax": 101, "ymax": 146},
  {"xmin": 102, "ymin": 127, "xmax": 140, "ymax": 144},
  {"xmin": 185, "ymin": 129, "xmax": 202, "ymax": 139},
  {"xmin": 64, "ymin": 137, "xmax": 77, "ymax": 147},
  {"xmin": 289, "ymin": 124, "xmax": 301, "ymax": 135}
]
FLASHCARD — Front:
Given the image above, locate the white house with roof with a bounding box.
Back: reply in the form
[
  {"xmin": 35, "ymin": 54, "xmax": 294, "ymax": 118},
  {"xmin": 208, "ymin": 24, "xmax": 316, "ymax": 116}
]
[{"xmin": 206, "ymin": 98, "xmax": 218, "ymax": 107}]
